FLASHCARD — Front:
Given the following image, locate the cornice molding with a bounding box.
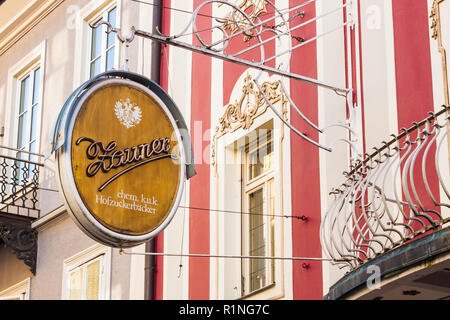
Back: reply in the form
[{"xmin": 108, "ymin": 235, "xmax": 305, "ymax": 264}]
[{"xmin": 0, "ymin": 0, "xmax": 64, "ymax": 56}]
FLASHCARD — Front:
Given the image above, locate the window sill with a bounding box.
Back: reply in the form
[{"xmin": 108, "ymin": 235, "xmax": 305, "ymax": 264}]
[{"xmin": 238, "ymin": 282, "xmax": 276, "ymax": 300}]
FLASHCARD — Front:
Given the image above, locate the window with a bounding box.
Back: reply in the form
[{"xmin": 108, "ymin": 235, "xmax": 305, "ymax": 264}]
[
  {"xmin": 241, "ymin": 131, "xmax": 275, "ymax": 295},
  {"xmin": 89, "ymin": 5, "xmax": 117, "ymax": 78},
  {"xmin": 0, "ymin": 278, "xmax": 30, "ymax": 300},
  {"xmin": 5, "ymin": 42, "xmax": 45, "ymax": 188},
  {"xmin": 62, "ymin": 244, "xmax": 111, "ymax": 300},
  {"xmin": 68, "ymin": 256, "xmax": 103, "ymax": 300},
  {"xmin": 15, "ymin": 65, "xmax": 41, "ymax": 180},
  {"xmin": 72, "ymin": 0, "xmax": 120, "ymax": 85}
]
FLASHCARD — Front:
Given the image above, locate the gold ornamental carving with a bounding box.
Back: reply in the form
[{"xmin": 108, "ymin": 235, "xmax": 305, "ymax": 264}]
[
  {"xmin": 212, "ymin": 73, "xmax": 288, "ymax": 167},
  {"xmin": 430, "ymin": 0, "xmax": 450, "ymax": 166},
  {"xmin": 430, "ymin": 0, "xmax": 449, "ymax": 105},
  {"xmin": 218, "ymin": 0, "xmax": 268, "ymax": 42}
]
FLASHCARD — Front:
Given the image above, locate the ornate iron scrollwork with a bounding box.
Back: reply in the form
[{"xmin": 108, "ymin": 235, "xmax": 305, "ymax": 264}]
[{"xmin": 0, "ymin": 221, "xmax": 37, "ymax": 275}]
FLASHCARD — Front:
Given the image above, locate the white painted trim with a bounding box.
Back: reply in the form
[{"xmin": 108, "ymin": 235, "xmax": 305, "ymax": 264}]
[
  {"xmin": 0, "ymin": 0, "xmax": 63, "ymax": 56},
  {"xmin": 427, "ymin": 0, "xmax": 450, "ymax": 220},
  {"xmin": 213, "ymin": 69, "xmax": 288, "ymax": 300},
  {"xmin": 31, "ymin": 205, "xmax": 67, "ymax": 231},
  {"xmin": 4, "ymin": 40, "xmax": 46, "ymax": 155},
  {"xmin": 72, "ymin": 0, "xmax": 122, "ymax": 89},
  {"xmin": 162, "ymin": 0, "xmax": 193, "ymax": 300},
  {"xmin": 128, "ymin": 243, "xmax": 146, "ymax": 300},
  {"xmin": 0, "ymin": 278, "xmax": 31, "ymax": 300},
  {"xmin": 210, "ymin": 2, "xmax": 226, "ymax": 301}
]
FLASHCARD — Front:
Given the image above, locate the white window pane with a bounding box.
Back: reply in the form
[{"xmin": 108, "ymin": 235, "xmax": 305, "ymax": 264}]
[
  {"xmin": 90, "ymin": 57, "xmax": 102, "ymax": 78},
  {"xmin": 248, "ymin": 141, "xmax": 273, "ymax": 180},
  {"xmin": 106, "ymin": 47, "xmax": 115, "ymax": 71},
  {"xmin": 32, "ymin": 68, "xmax": 40, "ymax": 105},
  {"xmin": 17, "ymin": 113, "xmax": 28, "ymax": 150},
  {"xmin": 91, "ymin": 20, "xmax": 103, "ymax": 61},
  {"xmin": 19, "ymin": 76, "xmax": 30, "ymax": 114},
  {"xmin": 30, "ymin": 105, "xmax": 38, "ymax": 141},
  {"xmin": 86, "ymin": 260, "xmax": 100, "ymax": 300},
  {"xmin": 69, "ymin": 269, "xmax": 83, "ymax": 300},
  {"xmin": 107, "ymin": 8, "xmax": 117, "ymax": 47},
  {"xmin": 248, "ymin": 188, "xmax": 266, "ymax": 292}
]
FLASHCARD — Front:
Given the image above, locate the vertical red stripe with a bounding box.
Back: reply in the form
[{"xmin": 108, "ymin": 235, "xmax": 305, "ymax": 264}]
[
  {"xmin": 289, "ymin": 0, "xmax": 323, "ymax": 300},
  {"xmin": 189, "ymin": 0, "xmax": 212, "ymax": 300},
  {"xmin": 392, "ymin": 0, "xmax": 435, "ymax": 125},
  {"xmin": 392, "ymin": 0, "xmax": 440, "ymax": 229},
  {"xmin": 154, "ymin": 0, "xmax": 171, "ymax": 301}
]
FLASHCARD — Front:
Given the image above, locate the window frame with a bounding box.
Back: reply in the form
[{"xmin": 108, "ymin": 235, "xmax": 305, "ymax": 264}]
[
  {"xmin": 72, "ymin": 0, "xmax": 121, "ymax": 87},
  {"xmin": 5, "ymin": 41, "xmax": 45, "ymax": 160},
  {"xmin": 14, "ymin": 63, "xmax": 41, "ymax": 160},
  {"xmin": 241, "ymin": 132, "xmax": 276, "ymax": 296},
  {"xmin": 88, "ymin": 4, "xmax": 119, "ymax": 79},
  {"xmin": 0, "ymin": 278, "xmax": 31, "ymax": 300},
  {"xmin": 62, "ymin": 244, "xmax": 111, "ymax": 300},
  {"xmin": 67, "ymin": 255, "xmax": 104, "ymax": 300}
]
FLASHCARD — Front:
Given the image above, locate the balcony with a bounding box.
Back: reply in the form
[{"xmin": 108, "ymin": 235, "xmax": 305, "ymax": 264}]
[
  {"xmin": 321, "ymin": 105, "xmax": 450, "ymax": 299},
  {"xmin": 0, "ymin": 145, "xmax": 43, "ymax": 275}
]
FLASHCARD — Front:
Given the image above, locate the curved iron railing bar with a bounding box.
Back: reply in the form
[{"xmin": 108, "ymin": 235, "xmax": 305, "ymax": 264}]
[
  {"xmin": 349, "ymin": 165, "xmax": 384, "ymax": 256},
  {"xmin": 362, "ymin": 157, "xmax": 397, "ymax": 248},
  {"xmin": 392, "ymin": 133, "xmax": 427, "ymax": 232},
  {"xmin": 378, "ymin": 141, "xmax": 413, "ymax": 235},
  {"xmin": 421, "ymin": 123, "xmax": 447, "ymax": 207},
  {"xmin": 402, "ymin": 124, "xmax": 425, "ymax": 215},
  {"xmin": 435, "ymin": 123, "xmax": 450, "ymax": 200},
  {"xmin": 321, "ymin": 109, "xmax": 449, "ymax": 269},
  {"xmin": 402, "ymin": 125, "xmax": 440, "ymax": 224},
  {"xmin": 407, "ymin": 122, "xmax": 442, "ymax": 220},
  {"xmin": 329, "ymin": 189, "xmax": 363, "ymax": 266},
  {"xmin": 338, "ymin": 172, "xmax": 372, "ymax": 262},
  {"xmin": 347, "ymin": 105, "xmax": 450, "ymax": 177},
  {"xmin": 381, "ymin": 136, "xmax": 412, "ymax": 231},
  {"xmin": 371, "ymin": 174, "xmax": 406, "ymax": 244},
  {"xmin": 322, "ymin": 175, "xmax": 364, "ymax": 265},
  {"xmin": 321, "ymin": 190, "xmax": 357, "ymax": 267},
  {"xmin": 372, "ymin": 185, "xmax": 404, "ymax": 246}
]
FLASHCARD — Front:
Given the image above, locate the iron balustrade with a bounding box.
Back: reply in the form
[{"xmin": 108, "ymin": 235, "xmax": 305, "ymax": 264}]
[
  {"xmin": 320, "ymin": 105, "xmax": 450, "ymax": 270},
  {"xmin": 0, "ymin": 145, "xmax": 43, "ymax": 219}
]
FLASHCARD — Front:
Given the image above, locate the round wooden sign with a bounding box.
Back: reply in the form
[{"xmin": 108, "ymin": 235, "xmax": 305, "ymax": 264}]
[{"xmin": 57, "ymin": 79, "xmax": 185, "ymax": 247}]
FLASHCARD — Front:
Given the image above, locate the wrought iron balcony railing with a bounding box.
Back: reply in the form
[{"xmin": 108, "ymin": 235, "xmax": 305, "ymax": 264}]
[
  {"xmin": 320, "ymin": 105, "xmax": 450, "ymax": 270},
  {"xmin": 0, "ymin": 146, "xmax": 43, "ymax": 274},
  {"xmin": 0, "ymin": 145, "xmax": 43, "ymax": 219}
]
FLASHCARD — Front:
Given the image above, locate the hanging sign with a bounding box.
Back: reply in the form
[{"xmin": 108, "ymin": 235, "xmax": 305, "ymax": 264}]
[{"xmin": 54, "ymin": 73, "xmax": 192, "ymax": 247}]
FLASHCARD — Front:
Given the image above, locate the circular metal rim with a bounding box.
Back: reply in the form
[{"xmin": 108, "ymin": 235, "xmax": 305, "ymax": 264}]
[{"xmin": 59, "ymin": 78, "xmax": 186, "ymax": 245}]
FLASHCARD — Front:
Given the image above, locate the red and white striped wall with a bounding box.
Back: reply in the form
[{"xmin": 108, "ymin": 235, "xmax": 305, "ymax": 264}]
[{"xmin": 152, "ymin": 0, "xmax": 446, "ymax": 300}]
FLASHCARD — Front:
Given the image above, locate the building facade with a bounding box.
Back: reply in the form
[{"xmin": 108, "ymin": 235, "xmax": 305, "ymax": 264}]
[{"xmin": 0, "ymin": 0, "xmax": 448, "ymax": 300}]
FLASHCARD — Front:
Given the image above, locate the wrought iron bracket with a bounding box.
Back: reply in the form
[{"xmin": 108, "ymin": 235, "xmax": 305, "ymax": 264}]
[{"xmin": 0, "ymin": 220, "xmax": 37, "ymax": 275}]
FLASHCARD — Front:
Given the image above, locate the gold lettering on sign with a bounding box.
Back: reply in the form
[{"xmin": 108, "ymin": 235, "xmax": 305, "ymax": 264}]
[
  {"xmin": 75, "ymin": 137, "xmax": 177, "ymax": 191},
  {"xmin": 70, "ymin": 82, "xmax": 182, "ymax": 236}
]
